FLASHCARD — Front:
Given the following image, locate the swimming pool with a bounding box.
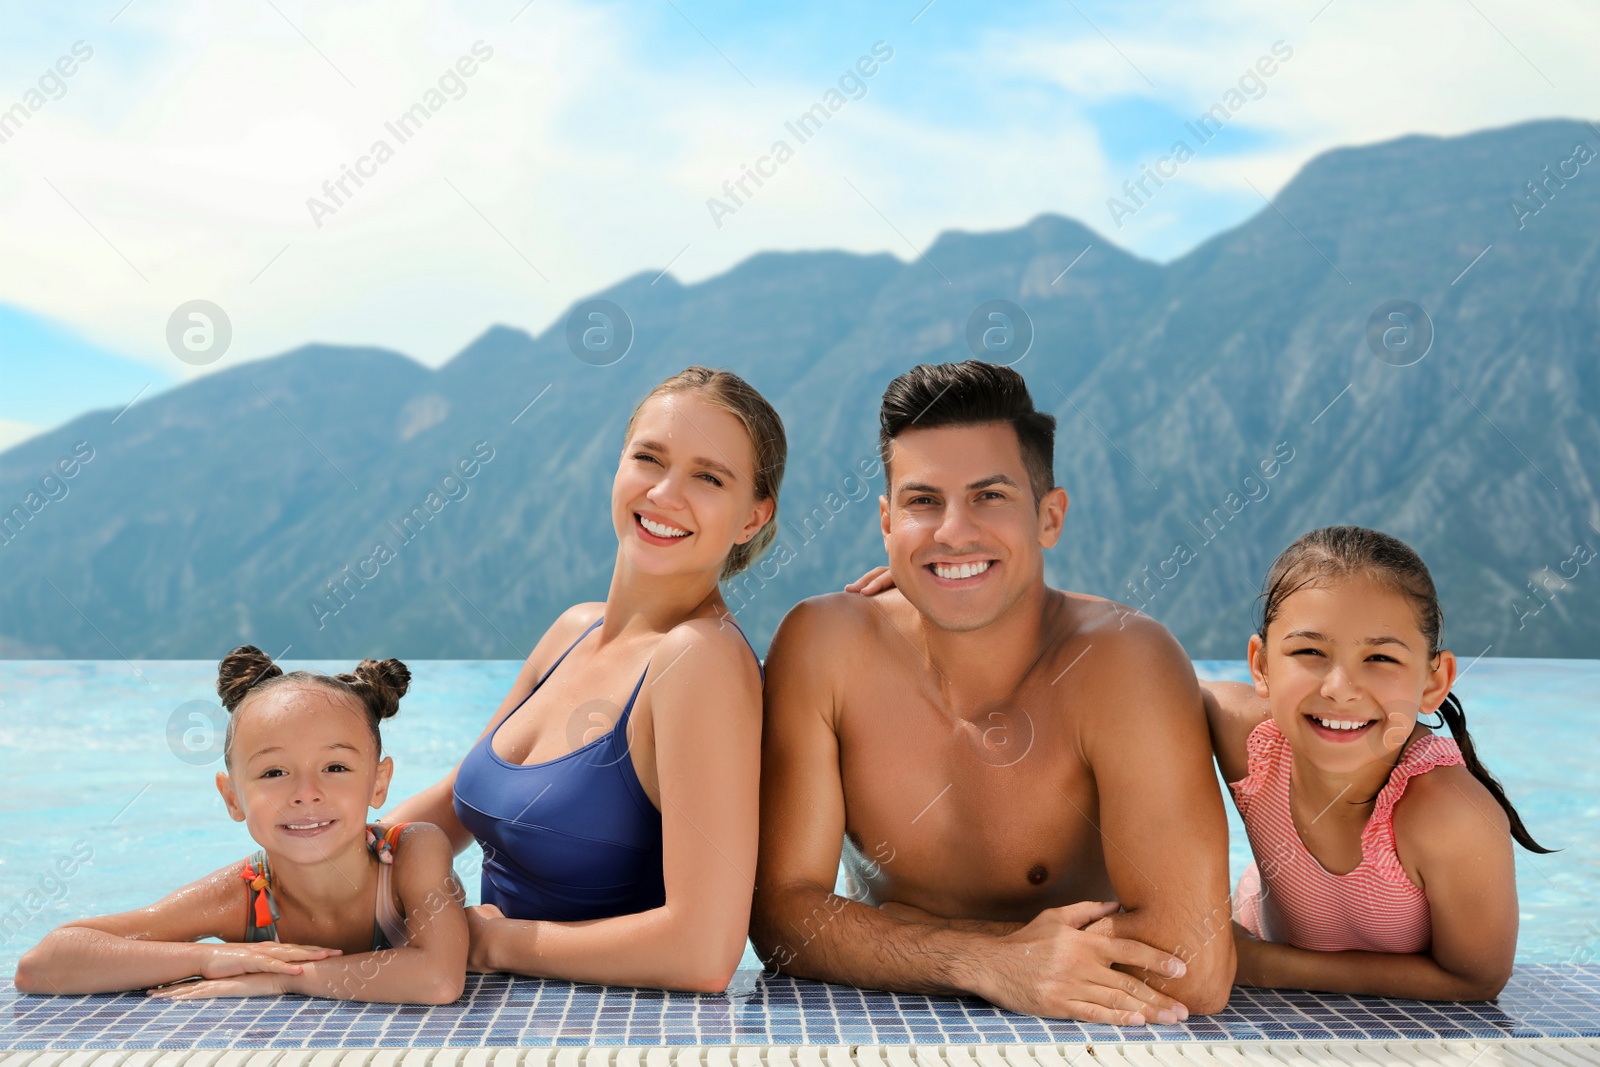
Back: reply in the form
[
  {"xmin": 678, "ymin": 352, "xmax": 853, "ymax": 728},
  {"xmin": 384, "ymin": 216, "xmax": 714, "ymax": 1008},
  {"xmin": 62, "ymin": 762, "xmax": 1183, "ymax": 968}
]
[{"xmin": 1, "ymin": 658, "xmax": 1595, "ymax": 979}]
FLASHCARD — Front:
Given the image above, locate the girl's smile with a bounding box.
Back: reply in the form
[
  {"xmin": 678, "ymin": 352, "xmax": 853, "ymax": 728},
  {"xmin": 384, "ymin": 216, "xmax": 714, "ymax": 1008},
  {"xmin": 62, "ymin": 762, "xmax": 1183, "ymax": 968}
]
[
  {"xmin": 217, "ymin": 686, "xmax": 394, "ymax": 868},
  {"xmin": 1302, "ymin": 714, "xmax": 1379, "ymax": 742},
  {"xmin": 1250, "ymin": 572, "xmax": 1455, "ymax": 784}
]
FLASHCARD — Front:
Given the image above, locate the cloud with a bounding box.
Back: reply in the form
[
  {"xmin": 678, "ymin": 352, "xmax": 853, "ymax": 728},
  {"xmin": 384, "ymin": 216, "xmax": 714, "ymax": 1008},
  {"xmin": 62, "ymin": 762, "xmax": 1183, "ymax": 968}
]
[
  {"xmin": 0, "ymin": 0, "xmax": 1595, "ymax": 393},
  {"xmin": 967, "ymin": 0, "xmax": 1598, "ymax": 253}
]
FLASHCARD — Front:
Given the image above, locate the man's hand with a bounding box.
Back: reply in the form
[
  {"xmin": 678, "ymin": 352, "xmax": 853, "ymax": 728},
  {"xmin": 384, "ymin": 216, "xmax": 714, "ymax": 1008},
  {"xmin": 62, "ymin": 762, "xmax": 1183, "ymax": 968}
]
[
  {"xmin": 974, "ymin": 901, "xmax": 1192, "ymax": 1024},
  {"xmin": 465, "ymin": 903, "xmax": 506, "ymax": 972},
  {"xmin": 199, "ymin": 941, "xmax": 341, "ymax": 979},
  {"xmin": 147, "ymin": 971, "xmax": 290, "ymax": 999}
]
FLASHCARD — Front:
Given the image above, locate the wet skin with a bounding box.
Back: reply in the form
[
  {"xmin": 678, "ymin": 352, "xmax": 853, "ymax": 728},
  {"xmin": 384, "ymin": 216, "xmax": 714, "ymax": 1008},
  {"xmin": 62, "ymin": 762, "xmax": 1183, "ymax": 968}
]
[{"xmin": 754, "ymin": 420, "xmax": 1235, "ymax": 1022}]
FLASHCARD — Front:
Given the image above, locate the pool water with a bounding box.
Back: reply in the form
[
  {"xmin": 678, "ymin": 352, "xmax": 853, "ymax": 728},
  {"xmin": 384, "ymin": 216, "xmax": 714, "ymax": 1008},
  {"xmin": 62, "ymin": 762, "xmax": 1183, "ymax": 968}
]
[{"xmin": 0, "ymin": 658, "xmax": 1594, "ymax": 980}]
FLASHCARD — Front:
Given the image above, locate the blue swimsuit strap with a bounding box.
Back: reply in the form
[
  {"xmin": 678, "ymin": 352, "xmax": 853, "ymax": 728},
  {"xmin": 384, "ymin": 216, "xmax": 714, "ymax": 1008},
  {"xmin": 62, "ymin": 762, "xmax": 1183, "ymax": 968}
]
[
  {"xmin": 547, "ymin": 614, "xmax": 761, "ymax": 682},
  {"xmin": 514, "ymin": 617, "xmax": 603, "ymax": 698}
]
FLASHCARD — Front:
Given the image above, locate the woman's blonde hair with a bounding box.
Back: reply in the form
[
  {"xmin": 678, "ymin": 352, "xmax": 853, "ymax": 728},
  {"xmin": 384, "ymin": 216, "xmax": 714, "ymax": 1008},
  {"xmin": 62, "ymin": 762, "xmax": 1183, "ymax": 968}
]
[{"xmin": 624, "ymin": 366, "xmax": 786, "ymax": 580}]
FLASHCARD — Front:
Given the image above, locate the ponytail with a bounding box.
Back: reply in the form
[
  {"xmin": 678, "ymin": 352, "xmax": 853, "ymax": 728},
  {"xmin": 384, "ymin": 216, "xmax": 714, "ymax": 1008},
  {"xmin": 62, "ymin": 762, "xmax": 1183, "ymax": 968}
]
[
  {"xmin": 1259, "ymin": 527, "xmax": 1556, "ymax": 855},
  {"xmin": 1435, "ymin": 691, "xmax": 1554, "ymax": 854}
]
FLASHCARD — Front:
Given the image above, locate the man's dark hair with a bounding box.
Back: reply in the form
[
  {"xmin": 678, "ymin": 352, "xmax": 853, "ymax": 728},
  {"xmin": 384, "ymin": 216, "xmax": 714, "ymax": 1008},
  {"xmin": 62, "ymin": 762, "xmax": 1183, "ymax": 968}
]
[{"xmin": 878, "ymin": 360, "xmax": 1057, "ymax": 505}]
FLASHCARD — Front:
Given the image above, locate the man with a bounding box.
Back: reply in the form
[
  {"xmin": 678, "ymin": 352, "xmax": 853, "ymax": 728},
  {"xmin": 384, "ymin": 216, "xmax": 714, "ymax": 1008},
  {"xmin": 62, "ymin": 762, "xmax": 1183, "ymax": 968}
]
[{"xmin": 750, "ymin": 360, "xmax": 1234, "ymax": 1023}]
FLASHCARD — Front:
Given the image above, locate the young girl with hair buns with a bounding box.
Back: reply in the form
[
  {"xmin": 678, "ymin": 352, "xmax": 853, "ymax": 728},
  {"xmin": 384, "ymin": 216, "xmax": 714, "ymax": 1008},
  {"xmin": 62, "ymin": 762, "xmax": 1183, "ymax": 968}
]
[
  {"xmin": 1203, "ymin": 526, "xmax": 1552, "ymax": 1001},
  {"xmin": 14, "ymin": 647, "xmax": 467, "ymax": 1002}
]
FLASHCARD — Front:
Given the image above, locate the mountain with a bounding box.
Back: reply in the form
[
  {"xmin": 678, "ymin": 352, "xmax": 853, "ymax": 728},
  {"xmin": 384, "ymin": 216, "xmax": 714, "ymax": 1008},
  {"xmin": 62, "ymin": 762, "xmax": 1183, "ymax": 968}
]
[{"xmin": 2, "ymin": 118, "xmax": 1597, "ymax": 661}]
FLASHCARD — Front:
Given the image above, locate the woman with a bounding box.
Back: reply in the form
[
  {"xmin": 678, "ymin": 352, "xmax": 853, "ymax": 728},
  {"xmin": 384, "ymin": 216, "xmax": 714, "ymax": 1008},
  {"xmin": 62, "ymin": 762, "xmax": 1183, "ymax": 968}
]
[{"xmin": 384, "ymin": 366, "xmax": 784, "ymax": 993}]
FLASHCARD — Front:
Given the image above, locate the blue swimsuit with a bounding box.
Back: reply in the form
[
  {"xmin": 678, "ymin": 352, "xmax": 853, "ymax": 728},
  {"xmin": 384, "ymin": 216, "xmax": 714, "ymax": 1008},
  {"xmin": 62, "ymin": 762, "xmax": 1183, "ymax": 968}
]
[{"xmin": 453, "ymin": 616, "xmax": 762, "ymax": 921}]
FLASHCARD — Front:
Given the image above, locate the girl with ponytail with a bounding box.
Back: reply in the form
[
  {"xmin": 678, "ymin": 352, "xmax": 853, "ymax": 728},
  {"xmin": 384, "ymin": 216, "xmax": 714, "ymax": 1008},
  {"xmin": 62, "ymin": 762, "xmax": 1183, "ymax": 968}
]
[
  {"xmin": 14, "ymin": 648, "xmax": 467, "ymax": 1003},
  {"xmin": 1203, "ymin": 526, "xmax": 1552, "ymax": 1001}
]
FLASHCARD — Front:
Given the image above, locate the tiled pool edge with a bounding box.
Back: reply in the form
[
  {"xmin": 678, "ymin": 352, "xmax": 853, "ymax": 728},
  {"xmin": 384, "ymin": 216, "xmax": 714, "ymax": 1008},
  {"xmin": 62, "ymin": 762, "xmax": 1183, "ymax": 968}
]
[
  {"xmin": 5, "ymin": 966, "xmax": 1599, "ymax": 1051},
  {"xmin": 2, "ymin": 1042, "xmax": 1600, "ymax": 1067}
]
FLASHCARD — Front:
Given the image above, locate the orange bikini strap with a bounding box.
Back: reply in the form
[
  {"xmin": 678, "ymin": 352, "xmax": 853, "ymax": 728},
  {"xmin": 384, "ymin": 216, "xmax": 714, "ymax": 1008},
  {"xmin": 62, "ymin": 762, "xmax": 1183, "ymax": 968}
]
[
  {"xmin": 367, "ymin": 822, "xmax": 409, "ymax": 864},
  {"xmin": 239, "ymin": 856, "xmax": 278, "ymax": 930}
]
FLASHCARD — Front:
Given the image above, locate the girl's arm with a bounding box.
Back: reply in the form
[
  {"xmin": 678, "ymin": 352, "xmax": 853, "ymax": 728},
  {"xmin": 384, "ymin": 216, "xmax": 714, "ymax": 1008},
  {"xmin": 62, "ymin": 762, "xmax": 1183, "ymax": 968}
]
[
  {"xmin": 844, "ymin": 565, "xmax": 892, "ymax": 595},
  {"xmin": 468, "ymin": 618, "xmax": 762, "ymax": 993},
  {"xmin": 1197, "ymin": 680, "xmax": 1264, "ymax": 786},
  {"xmin": 382, "ymin": 604, "xmax": 605, "ymax": 854},
  {"xmin": 283, "ymin": 822, "xmax": 468, "ymax": 1003},
  {"xmin": 1235, "ymin": 764, "xmax": 1518, "ymax": 1001},
  {"xmin": 13, "ymin": 864, "xmax": 340, "ymax": 994},
  {"xmin": 149, "ymin": 824, "xmax": 469, "ymax": 1004}
]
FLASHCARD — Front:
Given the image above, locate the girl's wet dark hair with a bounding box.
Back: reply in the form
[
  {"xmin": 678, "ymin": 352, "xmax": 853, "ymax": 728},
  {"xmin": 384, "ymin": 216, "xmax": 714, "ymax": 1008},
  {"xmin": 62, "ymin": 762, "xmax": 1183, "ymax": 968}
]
[
  {"xmin": 216, "ymin": 645, "xmax": 410, "ymax": 766},
  {"xmin": 1257, "ymin": 525, "xmax": 1552, "ymax": 853}
]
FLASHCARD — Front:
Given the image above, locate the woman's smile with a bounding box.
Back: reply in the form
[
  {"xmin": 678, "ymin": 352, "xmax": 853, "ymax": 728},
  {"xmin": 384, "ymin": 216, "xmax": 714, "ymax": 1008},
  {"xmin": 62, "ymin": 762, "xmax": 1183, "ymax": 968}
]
[{"xmin": 634, "ymin": 510, "xmax": 693, "ymax": 544}]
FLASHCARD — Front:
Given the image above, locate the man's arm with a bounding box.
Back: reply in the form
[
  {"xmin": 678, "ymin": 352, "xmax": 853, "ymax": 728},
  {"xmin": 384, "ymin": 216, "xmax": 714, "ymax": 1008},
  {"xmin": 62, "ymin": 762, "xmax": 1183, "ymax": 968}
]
[
  {"xmin": 1074, "ymin": 614, "xmax": 1238, "ymax": 1013},
  {"xmin": 750, "ymin": 598, "xmax": 1191, "ymax": 1024}
]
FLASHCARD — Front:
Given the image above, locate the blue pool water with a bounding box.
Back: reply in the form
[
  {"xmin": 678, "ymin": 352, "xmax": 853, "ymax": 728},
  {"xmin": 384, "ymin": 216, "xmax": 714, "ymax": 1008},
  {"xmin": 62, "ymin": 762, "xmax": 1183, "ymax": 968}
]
[{"xmin": 0, "ymin": 658, "xmax": 1595, "ymax": 981}]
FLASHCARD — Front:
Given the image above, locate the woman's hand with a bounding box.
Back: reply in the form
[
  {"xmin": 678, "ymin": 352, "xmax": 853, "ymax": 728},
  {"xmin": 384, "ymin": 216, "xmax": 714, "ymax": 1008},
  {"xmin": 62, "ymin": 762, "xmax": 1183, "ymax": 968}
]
[
  {"xmin": 147, "ymin": 971, "xmax": 290, "ymax": 999},
  {"xmin": 465, "ymin": 903, "xmax": 506, "ymax": 972},
  {"xmin": 844, "ymin": 566, "xmax": 895, "ymax": 596},
  {"xmin": 200, "ymin": 941, "xmax": 341, "ymax": 979}
]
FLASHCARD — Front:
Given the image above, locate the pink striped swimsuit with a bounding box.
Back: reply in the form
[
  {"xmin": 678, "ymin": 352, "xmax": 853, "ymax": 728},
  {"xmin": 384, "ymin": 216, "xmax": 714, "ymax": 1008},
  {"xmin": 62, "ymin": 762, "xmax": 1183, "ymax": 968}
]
[{"xmin": 1229, "ymin": 717, "xmax": 1464, "ymax": 953}]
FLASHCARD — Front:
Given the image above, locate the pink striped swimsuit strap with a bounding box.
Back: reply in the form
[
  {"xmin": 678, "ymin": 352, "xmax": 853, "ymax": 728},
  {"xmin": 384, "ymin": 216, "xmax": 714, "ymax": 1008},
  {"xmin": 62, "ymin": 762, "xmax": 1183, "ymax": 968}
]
[
  {"xmin": 1228, "ymin": 716, "xmax": 1466, "ymax": 953},
  {"xmin": 1359, "ymin": 729, "xmax": 1467, "ymax": 875}
]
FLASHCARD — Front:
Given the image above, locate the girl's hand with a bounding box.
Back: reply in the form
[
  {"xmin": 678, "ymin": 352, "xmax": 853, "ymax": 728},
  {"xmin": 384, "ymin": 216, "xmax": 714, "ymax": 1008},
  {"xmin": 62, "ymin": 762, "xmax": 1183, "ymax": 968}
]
[
  {"xmin": 1230, "ymin": 922, "xmax": 1268, "ymax": 987},
  {"xmin": 844, "ymin": 566, "xmax": 895, "ymax": 596},
  {"xmin": 465, "ymin": 903, "xmax": 506, "ymax": 972},
  {"xmin": 147, "ymin": 971, "xmax": 290, "ymax": 999},
  {"xmin": 200, "ymin": 941, "xmax": 342, "ymax": 979}
]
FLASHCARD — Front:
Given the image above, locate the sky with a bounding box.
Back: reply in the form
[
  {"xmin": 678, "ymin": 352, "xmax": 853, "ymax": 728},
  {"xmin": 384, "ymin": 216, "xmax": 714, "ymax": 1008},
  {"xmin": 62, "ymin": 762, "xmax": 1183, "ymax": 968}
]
[{"xmin": 0, "ymin": 0, "xmax": 1596, "ymax": 449}]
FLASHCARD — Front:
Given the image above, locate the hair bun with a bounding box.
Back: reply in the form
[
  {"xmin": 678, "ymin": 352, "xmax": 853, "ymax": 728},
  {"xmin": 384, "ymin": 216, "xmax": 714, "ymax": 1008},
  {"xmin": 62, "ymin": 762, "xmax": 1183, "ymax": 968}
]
[
  {"xmin": 352, "ymin": 658, "xmax": 410, "ymax": 720},
  {"xmin": 217, "ymin": 645, "xmax": 284, "ymax": 712}
]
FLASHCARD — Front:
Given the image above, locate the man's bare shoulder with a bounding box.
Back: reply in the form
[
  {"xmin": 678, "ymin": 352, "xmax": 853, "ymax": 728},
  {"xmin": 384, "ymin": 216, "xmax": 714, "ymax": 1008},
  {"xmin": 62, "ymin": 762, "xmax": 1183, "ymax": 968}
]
[
  {"xmin": 1040, "ymin": 590, "xmax": 1200, "ymax": 731},
  {"xmin": 1048, "ymin": 590, "xmax": 1187, "ymax": 662},
  {"xmin": 774, "ymin": 589, "xmax": 913, "ymax": 656}
]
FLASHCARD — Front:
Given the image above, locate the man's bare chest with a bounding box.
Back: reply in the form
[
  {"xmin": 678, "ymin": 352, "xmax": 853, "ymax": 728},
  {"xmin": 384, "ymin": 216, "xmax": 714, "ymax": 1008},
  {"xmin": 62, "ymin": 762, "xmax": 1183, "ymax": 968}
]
[{"xmin": 834, "ymin": 684, "xmax": 1112, "ymax": 913}]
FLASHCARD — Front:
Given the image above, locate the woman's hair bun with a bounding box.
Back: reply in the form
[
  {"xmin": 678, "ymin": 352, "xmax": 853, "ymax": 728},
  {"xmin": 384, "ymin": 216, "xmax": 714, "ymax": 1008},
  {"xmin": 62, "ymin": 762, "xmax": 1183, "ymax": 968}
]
[{"xmin": 216, "ymin": 644, "xmax": 284, "ymax": 712}]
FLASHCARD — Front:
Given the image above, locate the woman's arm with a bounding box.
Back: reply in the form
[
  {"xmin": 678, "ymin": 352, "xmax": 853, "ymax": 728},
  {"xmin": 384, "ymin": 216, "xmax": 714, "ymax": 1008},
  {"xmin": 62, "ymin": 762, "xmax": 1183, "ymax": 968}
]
[
  {"xmin": 383, "ymin": 604, "xmax": 606, "ymax": 854},
  {"xmin": 13, "ymin": 865, "xmax": 340, "ymax": 994},
  {"xmin": 151, "ymin": 824, "xmax": 470, "ymax": 1004},
  {"xmin": 1235, "ymin": 764, "xmax": 1518, "ymax": 1001},
  {"xmin": 468, "ymin": 618, "xmax": 762, "ymax": 992}
]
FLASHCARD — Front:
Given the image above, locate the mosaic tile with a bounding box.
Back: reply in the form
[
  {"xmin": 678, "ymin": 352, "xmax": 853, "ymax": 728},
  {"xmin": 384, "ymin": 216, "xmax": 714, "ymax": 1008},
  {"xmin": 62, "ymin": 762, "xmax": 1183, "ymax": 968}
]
[{"xmin": 3, "ymin": 965, "xmax": 1597, "ymax": 1047}]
